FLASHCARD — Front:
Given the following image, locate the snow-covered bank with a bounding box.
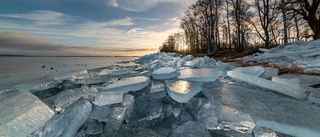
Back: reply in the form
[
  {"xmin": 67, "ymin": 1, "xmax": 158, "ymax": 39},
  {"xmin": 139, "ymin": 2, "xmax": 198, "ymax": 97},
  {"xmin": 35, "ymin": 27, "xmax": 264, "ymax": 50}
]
[
  {"xmin": 1, "ymin": 41, "xmax": 320, "ymax": 137},
  {"xmin": 238, "ymin": 40, "xmax": 320, "ymax": 74}
]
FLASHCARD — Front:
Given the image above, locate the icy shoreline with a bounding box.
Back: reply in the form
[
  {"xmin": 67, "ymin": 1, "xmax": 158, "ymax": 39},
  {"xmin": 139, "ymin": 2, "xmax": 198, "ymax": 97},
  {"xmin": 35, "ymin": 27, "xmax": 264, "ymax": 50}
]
[{"xmin": 1, "ymin": 41, "xmax": 320, "ymax": 137}]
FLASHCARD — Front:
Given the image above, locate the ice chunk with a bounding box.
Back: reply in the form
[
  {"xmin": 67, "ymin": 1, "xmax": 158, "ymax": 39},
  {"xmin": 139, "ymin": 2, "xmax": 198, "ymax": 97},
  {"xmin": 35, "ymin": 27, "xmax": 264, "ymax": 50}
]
[
  {"xmin": 166, "ymin": 80, "xmax": 203, "ymax": 103},
  {"xmin": 30, "ymin": 99, "xmax": 92, "ymax": 137},
  {"xmin": 227, "ymin": 71, "xmax": 308, "ymax": 100},
  {"xmin": 55, "ymin": 70, "xmax": 88, "ymax": 81},
  {"xmin": 100, "ymin": 76, "xmax": 150, "ymax": 93},
  {"xmin": 172, "ymin": 108, "xmax": 181, "ymax": 118},
  {"xmin": 152, "ymin": 67, "xmax": 177, "ymax": 80},
  {"xmin": 202, "ymin": 81, "xmax": 320, "ymax": 136},
  {"xmin": 178, "ymin": 68, "xmax": 222, "ymax": 82},
  {"xmin": 276, "ymin": 74, "xmax": 320, "ymax": 86},
  {"xmin": 308, "ymin": 89, "xmax": 320, "ymax": 105},
  {"xmin": 93, "ymin": 92, "xmax": 123, "ymax": 106},
  {"xmin": 149, "ymin": 81, "xmax": 166, "ymax": 99},
  {"xmin": 218, "ymin": 106, "xmax": 255, "ymax": 134},
  {"xmin": 183, "ymin": 57, "xmax": 204, "ymax": 68},
  {"xmin": 76, "ymin": 75, "xmax": 117, "ymax": 85},
  {"xmin": 72, "ymin": 70, "xmax": 90, "ymax": 79},
  {"xmin": 150, "ymin": 81, "xmax": 165, "ymax": 93},
  {"xmin": 60, "ymin": 100, "xmax": 92, "ymax": 137},
  {"xmin": 128, "ymin": 95, "xmax": 163, "ymax": 127},
  {"xmin": 89, "ymin": 105, "xmax": 111, "ymax": 122},
  {"xmin": 53, "ymin": 87, "xmax": 97, "ymax": 112},
  {"xmin": 272, "ymin": 77, "xmax": 314, "ymax": 93},
  {"xmin": 232, "ymin": 66, "xmax": 264, "ymax": 77},
  {"xmin": 84, "ymin": 120, "xmax": 103, "ymax": 135},
  {"xmin": 253, "ymin": 127, "xmax": 277, "ymax": 137},
  {"xmin": 197, "ymin": 101, "xmax": 220, "ymax": 130},
  {"xmin": 14, "ymin": 80, "xmax": 59, "ymax": 92},
  {"xmin": 100, "ymin": 68, "xmax": 132, "ymax": 75},
  {"xmin": 259, "ymin": 67, "xmax": 279, "ymax": 79},
  {"xmin": 0, "ymin": 90, "xmax": 54, "ymax": 137},
  {"xmin": 100, "ymin": 94, "xmax": 135, "ymax": 137},
  {"xmin": 168, "ymin": 121, "xmax": 211, "ymax": 137}
]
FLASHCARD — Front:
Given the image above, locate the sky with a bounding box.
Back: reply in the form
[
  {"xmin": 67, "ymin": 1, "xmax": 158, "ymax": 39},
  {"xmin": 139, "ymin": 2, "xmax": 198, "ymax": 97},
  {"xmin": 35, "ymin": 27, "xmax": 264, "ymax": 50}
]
[{"xmin": 0, "ymin": 0, "xmax": 196, "ymax": 56}]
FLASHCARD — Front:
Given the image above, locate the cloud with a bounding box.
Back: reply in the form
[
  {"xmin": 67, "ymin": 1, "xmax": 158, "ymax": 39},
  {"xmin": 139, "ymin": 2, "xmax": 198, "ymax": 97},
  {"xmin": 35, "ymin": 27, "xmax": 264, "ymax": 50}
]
[
  {"xmin": 0, "ymin": 32, "xmax": 158, "ymax": 56},
  {"xmin": 0, "ymin": 10, "xmax": 74, "ymax": 26},
  {"xmin": 107, "ymin": 0, "xmax": 197, "ymax": 12},
  {"xmin": 133, "ymin": 17, "xmax": 160, "ymax": 21}
]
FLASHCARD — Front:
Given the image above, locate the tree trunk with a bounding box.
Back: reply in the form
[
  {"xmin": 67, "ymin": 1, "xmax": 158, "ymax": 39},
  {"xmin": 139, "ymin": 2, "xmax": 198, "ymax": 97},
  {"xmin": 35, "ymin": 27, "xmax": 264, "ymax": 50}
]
[{"xmin": 282, "ymin": 0, "xmax": 288, "ymax": 44}]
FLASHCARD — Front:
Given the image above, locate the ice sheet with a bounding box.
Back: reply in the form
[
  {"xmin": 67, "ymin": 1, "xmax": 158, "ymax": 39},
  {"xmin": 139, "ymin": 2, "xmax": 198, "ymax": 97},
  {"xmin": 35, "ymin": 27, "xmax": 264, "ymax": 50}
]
[
  {"xmin": 93, "ymin": 92, "xmax": 123, "ymax": 106},
  {"xmin": 100, "ymin": 76, "xmax": 150, "ymax": 93},
  {"xmin": 232, "ymin": 66, "xmax": 264, "ymax": 77},
  {"xmin": 152, "ymin": 67, "xmax": 177, "ymax": 80},
  {"xmin": 227, "ymin": 71, "xmax": 308, "ymax": 100},
  {"xmin": 178, "ymin": 68, "xmax": 222, "ymax": 82},
  {"xmin": 166, "ymin": 80, "xmax": 203, "ymax": 103},
  {"xmin": 0, "ymin": 90, "xmax": 54, "ymax": 137},
  {"xmin": 202, "ymin": 80, "xmax": 320, "ymax": 136}
]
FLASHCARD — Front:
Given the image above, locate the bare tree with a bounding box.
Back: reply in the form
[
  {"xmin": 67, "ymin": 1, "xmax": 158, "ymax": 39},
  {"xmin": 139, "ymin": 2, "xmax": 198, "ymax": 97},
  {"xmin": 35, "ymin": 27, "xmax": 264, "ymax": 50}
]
[{"xmin": 286, "ymin": 0, "xmax": 320, "ymax": 39}]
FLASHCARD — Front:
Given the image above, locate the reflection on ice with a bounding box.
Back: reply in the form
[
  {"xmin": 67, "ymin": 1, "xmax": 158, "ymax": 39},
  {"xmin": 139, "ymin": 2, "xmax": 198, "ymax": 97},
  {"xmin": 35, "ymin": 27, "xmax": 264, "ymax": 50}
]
[{"xmin": 166, "ymin": 80, "xmax": 202, "ymax": 103}]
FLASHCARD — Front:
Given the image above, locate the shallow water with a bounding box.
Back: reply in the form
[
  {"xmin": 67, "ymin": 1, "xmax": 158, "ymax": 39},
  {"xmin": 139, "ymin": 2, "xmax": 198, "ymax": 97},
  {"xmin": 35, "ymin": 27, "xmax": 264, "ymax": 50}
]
[{"xmin": 0, "ymin": 56, "xmax": 137, "ymax": 88}]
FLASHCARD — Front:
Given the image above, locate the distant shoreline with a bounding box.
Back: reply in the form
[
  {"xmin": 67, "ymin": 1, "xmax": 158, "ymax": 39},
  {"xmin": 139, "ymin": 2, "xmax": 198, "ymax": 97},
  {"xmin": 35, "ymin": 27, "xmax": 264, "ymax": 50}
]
[{"xmin": 0, "ymin": 55, "xmax": 141, "ymax": 57}]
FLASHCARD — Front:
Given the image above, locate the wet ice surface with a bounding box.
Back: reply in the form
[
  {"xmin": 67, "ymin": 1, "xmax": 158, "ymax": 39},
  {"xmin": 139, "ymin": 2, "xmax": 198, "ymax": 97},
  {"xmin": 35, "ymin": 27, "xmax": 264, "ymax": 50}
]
[{"xmin": 1, "ymin": 45, "xmax": 320, "ymax": 137}]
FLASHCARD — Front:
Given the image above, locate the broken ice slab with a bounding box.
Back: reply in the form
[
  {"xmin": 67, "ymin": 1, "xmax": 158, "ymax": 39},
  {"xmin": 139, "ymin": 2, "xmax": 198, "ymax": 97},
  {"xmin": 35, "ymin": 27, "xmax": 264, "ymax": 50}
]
[
  {"xmin": 183, "ymin": 57, "xmax": 205, "ymax": 68},
  {"xmin": 84, "ymin": 120, "xmax": 103, "ymax": 136},
  {"xmin": 253, "ymin": 126, "xmax": 277, "ymax": 137},
  {"xmin": 53, "ymin": 87, "xmax": 97, "ymax": 112},
  {"xmin": 202, "ymin": 81, "xmax": 320, "ymax": 136},
  {"xmin": 271, "ymin": 77, "xmax": 314, "ymax": 93},
  {"xmin": 152, "ymin": 67, "xmax": 178, "ymax": 80},
  {"xmin": 128, "ymin": 95, "xmax": 163, "ymax": 127},
  {"xmin": 166, "ymin": 80, "xmax": 203, "ymax": 103},
  {"xmin": 100, "ymin": 68, "xmax": 132, "ymax": 75},
  {"xmin": 218, "ymin": 106, "xmax": 255, "ymax": 134},
  {"xmin": 100, "ymin": 76, "xmax": 150, "ymax": 93},
  {"xmin": 302, "ymin": 50, "xmax": 320, "ymax": 57},
  {"xmin": 77, "ymin": 75, "xmax": 117, "ymax": 85},
  {"xmin": 149, "ymin": 81, "xmax": 166, "ymax": 99},
  {"xmin": 259, "ymin": 67, "xmax": 279, "ymax": 79},
  {"xmin": 100, "ymin": 94, "xmax": 135, "ymax": 137},
  {"xmin": 54, "ymin": 70, "xmax": 88, "ymax": 81},
  {"xmin": 227, "ymin": 71, "xmax": 308, "ymax": 100},
  {"xmin": 308, "ymin": 89, "xmax": 320, "ymax": 105},
  {"xmin": 72, "ymin": 70, "xmax": 91, "ymax": 79},
  {"xmin": 14, "ymin": 80, "xmax": 59, "ymax": 93},
  {"xmin": 232, "ymin": 66, "xmax": 264, "ymax": 77},
  {"xmin": 0, "ymin": 90, "xmax": 54, "ymax": 137},
  {"xmin": 93, "ymin": 92, "xmax": 123, "ymax": 106},
  {"xmin": 89, "ymin": 105, "xmax": 111, "ymax": 122},
  {"xmin": 178, "ymin": 68, "xmax": 222, "ymax": 82},
  {"xmin": 197, "ymin": 101, "xmax": 220, "ymax": 130},
  {"xmin": 168, "ymin": 121, "xmax": 211, "ymax": 137},
  {"xmin": 276, "ymin": 74, "xmax": 320, "ymax": 86},
  {"xmin": 30, "ymin": 99, "xmax": 92, "ymax": 137}
]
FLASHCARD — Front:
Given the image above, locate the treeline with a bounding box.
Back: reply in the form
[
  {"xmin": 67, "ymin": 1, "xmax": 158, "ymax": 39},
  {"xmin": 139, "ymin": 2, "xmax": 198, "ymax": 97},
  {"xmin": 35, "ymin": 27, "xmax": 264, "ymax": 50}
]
[{"xmin": 160, "ymin": 0, "xmax": 320, "ymax": 55}]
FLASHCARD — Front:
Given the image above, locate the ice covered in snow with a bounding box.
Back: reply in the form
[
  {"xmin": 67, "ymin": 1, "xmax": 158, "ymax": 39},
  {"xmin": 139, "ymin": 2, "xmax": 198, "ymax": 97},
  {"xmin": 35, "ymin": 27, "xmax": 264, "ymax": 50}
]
[
  {"xmin": 0, "ymin": 90, "xmax": 54, "ymax": 137},
  {"xmin": 202, "ymin": 80, "xmax": 320, "ymax": 136},
  {"xmin": 232, "ymin": 66, "xmax": 264, "ymax": 77},
  {"xmin": 166, "ymin": 80, "xmax": 203, "ymax": 103},
  {"xmin": 30, "ymin": 99, "xmax": 92, "ymax": 137},
  {"xmin": 152, "ymin": 67, "xmax": 177, "ymax": 80},
  {"xmin": 239, "ymin": 40, "xmax": 320, "ymax": 74},
  {"xmin": 100, "ymin": 76, "xmax": 150, "ymax": 93},
  {"xmin": 93, "ymin": 92, "xmax": 123, "ymax": 106},
  {"xmin": 227, "ymin": 71, "xmax": 308, "ymax": 100},
  {"xmin": 178, "ymin": 68, "xmax": 222, "ymax": 82}
]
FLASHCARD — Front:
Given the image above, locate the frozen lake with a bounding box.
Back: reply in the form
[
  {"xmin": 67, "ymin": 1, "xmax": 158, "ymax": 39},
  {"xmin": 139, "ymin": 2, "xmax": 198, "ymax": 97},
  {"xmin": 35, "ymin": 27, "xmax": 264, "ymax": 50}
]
[{"xmin": 0, "ymin": 56, "xmax": 137, "ymax": 88}]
